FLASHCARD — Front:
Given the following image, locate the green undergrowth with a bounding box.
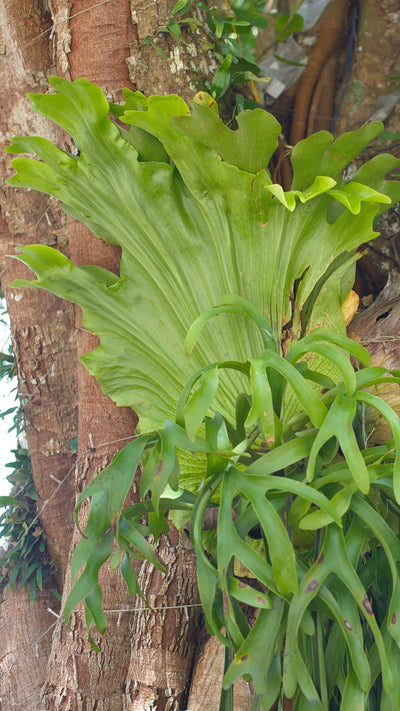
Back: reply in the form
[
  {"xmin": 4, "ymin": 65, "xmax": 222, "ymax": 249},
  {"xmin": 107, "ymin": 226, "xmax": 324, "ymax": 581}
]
[
  {"xmin": 0, "ymin": 446, "xmax": 56, "ymax": 601},
  {"xmin": 0, "ymin": 300, "xmax": 55, "ymax": 601}
]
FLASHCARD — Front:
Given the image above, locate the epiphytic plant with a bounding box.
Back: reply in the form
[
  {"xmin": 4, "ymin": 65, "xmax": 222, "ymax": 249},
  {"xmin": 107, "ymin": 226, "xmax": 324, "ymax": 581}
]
[{"xmin": 6, "ymin": 77, "xmax": 400, "ymax": 709}]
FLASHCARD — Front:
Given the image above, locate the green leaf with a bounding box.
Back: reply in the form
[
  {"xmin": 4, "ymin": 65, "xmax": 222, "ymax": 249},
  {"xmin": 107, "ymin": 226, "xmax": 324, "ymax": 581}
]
[
  {"xmin": 151, "ymin": 424, "xmax": 182, "ymax": 508},
  {"xmin": 276, "ymin": 13, "xmax": 304, "ymax": 41},
  {"xmin": 231, "ymin": 70, "xmax": 270, "ymax": 86},
  {"xmin": 205, "ymin": 413, "xmax": 232, "ymax": 477},
  {"xmin": 240, "ymin": 470, "xmax": 342, "ymax": 526},
  {"xmin": 64, "ymin": 529, "xmax": 114, "ymax": 624},
  {"xmin": 71, "ymin": 492, "xmax": 112, "ymax": 579},
  {"xmin": 272, "ymin": 52, "xmax": 306, "ymax": 68},
  {"xmin": 264, "ymin": 182, "xmax": 296, "ymax": 211},
  {"xmin": 0, "ymin": 496, "xmax": 17, "ymax": 506},
  {"xmin": 245, "ymin": 359, "xmax": 275, "ymax": 443},
  {"xmin": 227, "ymin": 576, "xmax": 271, "ymax": 609},
  {"xmin": 286, "ymin": 330, "xmax": 370, "ymax": 369},
  {"xmin": 246, "ymin": 432, "xmax": 316, "ymax": 477},
  {"xmin": 184, "ymin": 365, "xmax": 219, "ymax": 440},
  {"xmin": 74, "ymin": 435, "xmax": 150, "ymax": 526},
  {"xmin": 299, "ymin": 483, "xmax": 356, "ymax": 530},
  {"xmin": 307, "ymin": 392, "xmax": 370, "ymax": 494},
  {"xmin": 351, "ymin": 495, "xmax": 400, "ymax": 647},
  {"xmin": 231, "ymin": 472, "xmax": 298, "ymax": 596},
  {"xmin": 328, "ymin": 181, "xmax": 391, "ymax": 215},
  {"xmin": 166, "ymin": 18, "xmax": 182, "ymax": 36},
  {"xmin": 379, "ymin": 129, "xmax": 400, "ymax": 141},
  {"xmin": 291, "ymin": 122, "xmax": 389, "ymax": 189},
  {"xmin": 261, "ymin": 350, "xmax": 328, "ymax": 428},
  {"xmin": 110, "ymin": 547, "xmax": 123, "ymax": 570},
  {"xmin": 223, "ymin": 600, "xmax": 284, "ymax": 698},
  {"xmin": 69, "ymin": 436, "xmax": 78, "ymax": 452},
  {"xmin": 284, "ymin": 525, "xmax": 387, "ymax": 700},
  {"xmin": 139, "ymin": 436, "xmax": 161, "ymax": 500},
  {"xmin": 184, "ymin": 295, "xmax": 276, "ymax": 355},
  {"xmin": 117, "ymin": 517, "xmax": 165, "ymax": 571},
  {"xmin": 85, "ymin": 584, "xmax": 107, "ymax": 635},
  {"xmin": 174, "ymin": 97, "xmax": 281, "ymax": 174},
  {"xmin": 36, "ymin": 565, "xmax": 43, "ymax": 591},
  {"xmin": 190, "ymin": 470, "xmax": 226, "ymax": 642},
  {"xmin": 172, "ymin": 0, "xmax": 191, "ymax": 13},
  {"xmin": 120, "ymin": 552, "xmax": 143, "ymax": 597},
  {"xmin": 301, "ymin": 342, "xmax": 357, "ymax": 395},
  {"xmin": 29, "ymin": 577, "xmax": 36, "ymax": 603},
  {"xmin": 148, "ymin": 509, "xmax": 170, "ymax": 539},
  {"xmin": 19, "ymin": 560, "xmax": 40, "ymax": 586},
  {"xmin": 355, "ymin": 390, "xmax": 400, "ymax": 502},
  {"xmin": 210, "ymin": 53, "xmax": 232, "ymax": 99},
  {"xmin": 233, "ymin": 7, "xmax": 268, "ymax": 29},
  {"xmin": 380, "ymin": 631, "xmax": 400, "ymax": 711}
]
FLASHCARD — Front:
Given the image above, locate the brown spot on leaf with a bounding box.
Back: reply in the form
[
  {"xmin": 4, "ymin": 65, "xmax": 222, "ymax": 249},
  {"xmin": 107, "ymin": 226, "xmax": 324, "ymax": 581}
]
[
  {"xmin": 317, "ymin": 553, "xmax": 324, "ymax": 564},
  {"xmin": 344, "ymin": 620, "xmax": 352, "ymax": 631},
  {"xmin": 240, "ymin": 654, "xmax": 249, "ymax": 662},
  {"xmin": 391, "ymin": 613, "xmax": 397, "ymax": 625},
  {"xmin": 257, "ymin": 596, "xmax": 266, "ymax": 605},
  {"xmin": 154, "ymin": 461, "xmax": 163, "ymax": 478},
  {"xmin": 306, "ymin": 579, "xmax": 318, "ymax": 593},
  {"xmin": 239, "ymin": 581, "xmax": 247, "ymax": 588},
  {"xmin": 222, "ymin": 589, "xmax": 229, "ymax": 615},
  {"xmin": 362, "ymin": 595, "xmax": 374, "ymax": 616}
]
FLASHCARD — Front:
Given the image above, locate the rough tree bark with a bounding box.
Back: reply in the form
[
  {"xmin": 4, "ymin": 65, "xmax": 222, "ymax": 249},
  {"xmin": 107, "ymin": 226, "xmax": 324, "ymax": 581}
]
[{"xmin": 0, "ymin": 2, "xmax": 77, "ymax": 708}]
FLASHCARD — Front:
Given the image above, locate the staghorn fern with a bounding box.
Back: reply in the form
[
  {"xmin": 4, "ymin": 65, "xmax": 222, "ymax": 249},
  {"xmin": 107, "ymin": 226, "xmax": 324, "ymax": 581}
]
[
  {"xmin": 6, "ymin": 77, "xmax": 399, "ymax": 431},
  {"xmin": 7, "ymin": 78, "xmax": 400, "ymax": 710}
]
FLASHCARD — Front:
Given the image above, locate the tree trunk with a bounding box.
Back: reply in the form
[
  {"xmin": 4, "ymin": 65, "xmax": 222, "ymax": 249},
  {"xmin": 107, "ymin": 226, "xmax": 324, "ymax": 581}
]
[
  {"xmin": 0, "ymin": 2, "xmax": 77, "ymax": 706},
  {"xmin": 187, "ymin": 635, "xmax": 254, "ymax": 711},
  {"xmin": 0, "ymin": 586, "xmax": 59, "ymax": 711},
  {"xmin": 126, "ymin": 529, "xmax": 201, "ymax": 711}
]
